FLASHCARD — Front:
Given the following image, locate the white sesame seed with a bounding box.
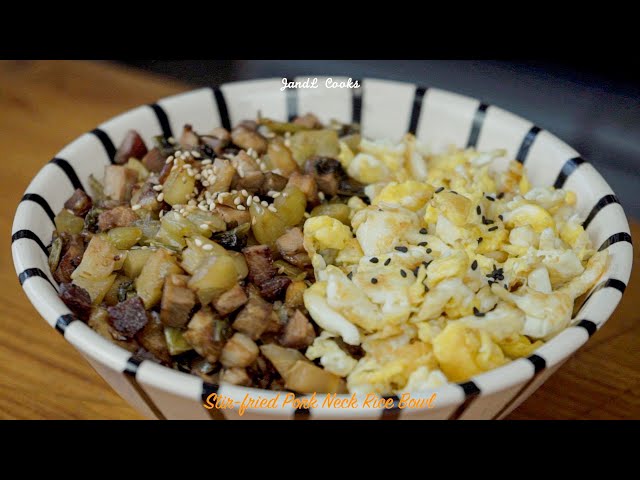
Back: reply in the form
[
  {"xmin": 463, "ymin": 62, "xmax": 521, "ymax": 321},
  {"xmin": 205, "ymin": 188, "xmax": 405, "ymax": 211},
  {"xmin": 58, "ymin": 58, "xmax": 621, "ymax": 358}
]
[
  {"xmin": 241, "ymin": 189, "xmax": 248, "ymax": 197},
  {"xmin": 181, "ymin": 177, "xmax": 187, "ymax": 184},
  {"xmin": 259, "ymin": 164, "xmax": 267, "ymax": 172},
  {"xmin": 234, "ymin": 197, "xmax": 242, "ymax": 205},
  {"xmin": 188, "ymin": 199, "xmax": 197, "ymax": 206},
  {"xmin": 202, "ymin": 244, "xmax": 214, "ymax": 251},
  {"xmin": 156, "ymin": 193, "xmax": 164, "ymax": 202},
  {"xmin": 171, "ymin": 165, "xmax": 178, "ymax": 171},
  {"xmin": 252, "ymin": 217, "xmax": 257, "ymax": 225},
  {"xmin": 271, "ymin": 192, "xmax": 281, "ymax": 198},
  {"xmin": 165, "ymin": 156, "xmax": 174, "ymax": 164},
  {"xmin": 268, "ymin": 205, "xmax": 277, "ymax": 213},
  {"xmin": 209, "ymin": 175, "xmax": 217, "ymax": 183},
  {"xmin": 195, "ymin": 173, "xmax": 202, "ymax": 180},
  {"xmin": 141, "ymin": 245, "xmax": 148, "ymax": 250},
  {"xmin": 231, "ymin": 190, "xmax": 238, "ymax": 194},
  {"xmin": 237, "ymin": 205, "xmax": 246, "ymax": 211},
  {"xmin": 191, "ymin": 150, "xmax": 201, "ymax": 158},
  {"xmin": 304, "ymin": 212, "xmax": 311, "ymax": 218},
  {"xmin": 166, "ymin": 137, "xmax": 175, "ymax": 144},
  {"xmin": 132, "ymin": 204, "xmax": 142, "ymax": 211},
  {"xmin": 200, "ymin": 223, "xmax": 209, "ymax": 230},
  {"xmin": 201, "ymin": 159, "xmax": 212, "ymax": 165},
  {"xmin": 153, "ymin": 184, "xmax": 163, "ymax": 191},
  {"xmin": 198, "ymin": 204, "xmax": 208, "ymax": 212},
  {"xmin": 318, "ymin": 192, "xmax": 326, "ymax": 201},
  {"xmin": 175, "ymin": 150, "xmax": 182, "ymax": 157},
  {"xmin": 284, "ymin": 139, "xmax": 291, "ymax": 148},
  {"xmin": 209, "ymin": 204, "xmax": 216, "ymax": 211},
  {"xmin": 195, "ymin": 238, "xmax": 203, "ymax": 247},
  {"xmin": 261, "ymin": 200, "xmax": 268, "ymax": 207},
  {"xmin": 246, "ymin": 197, "xmax": 253, "ymax": 206},
  {"xmin": 202, "ymin": 181, "xmax": 210, "ymax": 187}
]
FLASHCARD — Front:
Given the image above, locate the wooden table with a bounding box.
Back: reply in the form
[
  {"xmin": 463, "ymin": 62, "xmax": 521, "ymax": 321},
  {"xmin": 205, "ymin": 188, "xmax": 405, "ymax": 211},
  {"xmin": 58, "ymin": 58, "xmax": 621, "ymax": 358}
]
[{"xmin": 1, "ymin": 60, "xmax": 637, "ymax": 420}]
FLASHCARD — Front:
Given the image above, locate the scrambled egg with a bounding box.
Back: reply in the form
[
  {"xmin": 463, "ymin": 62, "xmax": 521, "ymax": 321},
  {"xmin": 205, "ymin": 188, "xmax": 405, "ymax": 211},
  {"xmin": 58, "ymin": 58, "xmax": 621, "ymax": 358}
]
[{"xmin": 301, "ymin": 136, "xmax": 608, "ymax": 395}]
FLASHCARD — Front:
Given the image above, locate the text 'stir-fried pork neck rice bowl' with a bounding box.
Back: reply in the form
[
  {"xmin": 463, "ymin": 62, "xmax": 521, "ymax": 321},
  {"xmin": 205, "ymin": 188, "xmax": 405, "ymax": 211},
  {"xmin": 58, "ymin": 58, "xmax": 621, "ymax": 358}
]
[{"xmin": 12, "ymin": 78, "xmax": 632, "ymax": 420}]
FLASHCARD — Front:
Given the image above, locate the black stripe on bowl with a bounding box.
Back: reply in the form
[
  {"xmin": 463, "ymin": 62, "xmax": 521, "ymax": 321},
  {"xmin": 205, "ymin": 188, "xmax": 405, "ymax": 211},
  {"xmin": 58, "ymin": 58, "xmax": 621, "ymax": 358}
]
[
  {"xmin": 576, "ymin": 319, "xmax": 598, "ymax": 337},
  {"xmin": 527, "ymin": 354, "xmax": 547, "ymax": 373},
  {"xmin": 407, "ymin": 86, "xmax": 428, "ymax": 135},
  {"xmin": 448, "ymin": 381, "xmax": 481, "ymax": 420},
  {"xmin": 123, "ymin": 356, "xmax": 167, "ymax": 420},
  {"xmin": 149, "ymin": 103, "xmax": 173, "ymax": 139},
  {"xmin": 18, "ymin": 267, "xmax": 56, "ymax": 290},
  {"xmin": 284, "ymin": 77, "xmax": 298, "ymax": 121},
  {"xmin": 515, "ymin": 125, "xmax": 541, "ymax": 163},
  {"xmin": 49, "ymin": 158, "xmax": 86, "ymax": 191},
  {"xmin": 381, "ymin": 395, "xmax": 401, "ymax": 420},
  {"xmin": 212, "ymin": 87, "xmax": 231, "ymax": 131},
  {"xmin": 201, "ymin": 382, "xmax": 226, "ymax": 420},
  {"xmin": 55, "ymin": 313, "xmax": 76, "ymax": 334},
  {"xmin": 553, "ymin": 157, "xmax": 586, "ymax": 189},
  {"xmin": 352, "ymin": 80, "xmax": 363, "ymax": 124},
  {"xmin": 90, "ymin": 128, "xmax": 116, "ymax": 163},
  {"xmin": 582, "ymin": 194, "xmax": 621, "ymax": 230},
  {"xmin": 598, "ymin": 232, "xmax": 632, "ymax": 251},
  {"xmin": 491, "ymin": 356, "xmax": 546, "ymax": 420},
  {"xmin": 577, "ymin": 278, "xmax": 627, "ymax": 315},
  {"xmin": 294, "ymin": 406, "xmax": 311, "ymax": 420},
  {"xmin": 466, "ymin": 102, "xmax": 489, "ymax": 148},
  {"xmin": 21, "ymin": 193, "xmax": 55, "ymax": 223},
  {"xmin": 11, "ymin": 230, "xmax": 49, "ymax": 257}
]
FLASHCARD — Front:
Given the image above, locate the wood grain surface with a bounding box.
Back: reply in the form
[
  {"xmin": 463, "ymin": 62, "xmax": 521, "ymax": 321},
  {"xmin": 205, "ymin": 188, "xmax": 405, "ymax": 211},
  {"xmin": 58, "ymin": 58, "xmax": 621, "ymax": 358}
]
[{"xmin": 1, "ymin": 60, "xmax": 637, "ymax": 420}]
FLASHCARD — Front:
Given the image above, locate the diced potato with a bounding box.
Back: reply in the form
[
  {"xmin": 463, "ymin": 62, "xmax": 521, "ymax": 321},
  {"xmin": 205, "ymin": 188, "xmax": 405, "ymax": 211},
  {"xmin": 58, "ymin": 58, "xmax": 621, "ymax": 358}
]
[
  {"xmin": 285, "ymin": 280, "xmax": 307, "ymax": 309},
  {"xmin": 135, "ymin": 249, "xmax": 183, "ymax": 308},
  {"xmin": 259, "ymin": 344, "xmax": 308, "ymax": 378},
  {"xmin": 71, "ymin": 235, "xmax": 121, "ymax": 281},
  {"xmin": 187, "ymin": 255, "xmax": 237, "ymax": 304},
  {"xmin": 55, "ymin": 209, "xmax": 85, "ymax": 235},
  {"xmin": 123, "ymin": 249, "xmax": 153, "ymax": 278},
  {"xmin": 125, "ymin": 157, "xmax": 149, "ymax": 181},
  {"xmin": 267, "ymin": 138, "xmax": 298, "ymax": 176},
  {"xmin": 163, "ymin": 163, "xmax": 196, "ymax": 205},
  {"xmin": 73, "ymin": 273, "xmax": 116, "ymax": 305},
  {"xmin": 310, "ymin": 203, "xmax": 351, "ymax": 225},
  {"xmin": 289, "ymin": 129, "xmax": 340, "ymax": 164},
  {"xmin": 285, "ymin": 360, "xmax": 347, "ymax": 394},
  {"xmin": 250, "ymin": 201, "xmax": 288, "ymax": 246},
  {"xmin": 164, "ymin": 327, "xmax": 193, "ymax": 355},
  {"xmin": 273, "ymin": 186, "xmax": 306, "ymax": 227},
  {"xmin": 108, "ymin": 227, "xmax": 142, "ymax": 250}
]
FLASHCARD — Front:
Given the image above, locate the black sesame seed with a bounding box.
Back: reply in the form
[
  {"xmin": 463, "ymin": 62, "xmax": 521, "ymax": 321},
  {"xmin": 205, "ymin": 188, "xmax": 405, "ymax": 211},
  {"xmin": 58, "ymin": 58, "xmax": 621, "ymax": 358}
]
[
  {"xmin": 422, "ymin": 260, "xmax": 432, "ymax": 268},
  {"xmin": 418, "ymin": 242, "xmax": 428, "ymax": 247},
  {"xmin": 426, "ymin": 248, "xmax": 432, "ymax": 254},
  {"xmin": 488, "ymin": 226, "xmax": 498, "ymax": 232},
  {"xmin": 478, "ymin": 237, "xmax": 483, "ymax": 243},
  {"xmin": 482, "ymin": 216, "xmax": 494, "ymax": 225},
  {"xmin": 471, "ymin": 260, "xmax": 478, "ymax": 271},
  {"xmin": 498, "ymin": 214, "xmax": 503, "ymax": 221},
  {"xmin": 476, "ymin": 205, "xmax": 481, "ymax": 215},
  {"xmin": 370, "ymin": 257, "xmax": 379, "ymax": 263},
  {"xmin": 473, "ymin": 307, "xmax": 485, "ymax": 317},
  {"xmin": 485, "ymin": 195, "xmax": 495, "ymax": 201},
  {"xmin": 497, "ymin": 192, "xmax": 505, "ymax": 199},
  {"xmin": 371, "ymin": 277, "xmax": 378, "ymax": 284},
  {"xmin": 450, "ymin": 190, "xmax": 458, "ymax": 195},
  {"xmin": 395, "ymin": 246, "xmax": 408, "ymax": 253},
  {"xmin": 424, "ymin": 285, "xmax": 430, "ymax": 292},
  {"xmin": 504, "ymin": 284, "xmax": 508, "ymax": 290},
  {"xmin": 400, "ymin": 269, "xmax": 407, "ymax": 278},
  {"xmin": 420, "ymin": 228, "xmax": 428, "ymax": 235},
  {"xmin": 413, "ymin": 267, "xmax": 420, "ymax": 276},
  {"xmin": 435, "ymin": 187, "xmax": 444, "ymax": 193},
  {"xmin": 384, "ymin": 258, "xmax": 391, "ymax": 266},
  {"xmin": 347, "ymin": 272, "xmax": 353, "ymax": 280}
]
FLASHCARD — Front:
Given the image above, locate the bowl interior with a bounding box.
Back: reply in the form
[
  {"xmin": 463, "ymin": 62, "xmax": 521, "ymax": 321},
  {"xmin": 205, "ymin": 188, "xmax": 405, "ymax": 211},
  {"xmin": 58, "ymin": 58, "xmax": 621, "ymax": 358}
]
[{"xmin": 11, "ymin": 77, "xmax": 633, "ymax": 416}]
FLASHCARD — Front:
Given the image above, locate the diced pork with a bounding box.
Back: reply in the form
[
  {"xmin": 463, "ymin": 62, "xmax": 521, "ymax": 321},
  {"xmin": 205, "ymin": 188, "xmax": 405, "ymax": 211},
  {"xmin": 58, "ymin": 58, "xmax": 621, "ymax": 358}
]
[
  {"xmin": 63, "ymin": 189, "xmax": 93, "ymax": 217},
  {"xmin": 141, "ymin": 147, "xmax": 166, "ymax": 173},
  {"xmin": 286, "ymin": 172, "xmax": 319, "ymax": 204},
  {"xmin": 232, "ymin": 295, "xmax": 273, "ymax": 340},
  {"xmin": 213, "ymin": 284, "xmax": 248, "ymax": 316},
  {"xmin": 213, "ymin": 204, "xmax": 251, "ymax": 227},
  {"xmin": 97, "ymin": 206, "xmax": 138, "ymax": 231},
  {"xmin": 136, "ymin": 311, "xmax": 171, "ymax": 364},
  {"xmin": 231, "ymin": 126, "xmax": 268, "ymax": 154},
  {"xmin": 114, "ymin": 130, "xmax": 148, "ymax": 165},
  {"xmin": 160, "ymin": 274, "xmax": 196, "ymax": 327},
  {"xmin": 59, "ymin": 282, "xmax": 92, "ymax": 321},
  {"xmin": 183, "ymin": 306, "xmax": 226, "ymax": 363},
  {"xmin": 275, "ymin": 227, "xmax": 310, "ymax": 268},
  {"xmin": 103, "ymin": 165, "xmax": 138, "ymax": 202},
  {"xmin": 107, "ymin": 296, "xmax": 148, "ymax": 339},
  {"xmin": 54, "ymin": 234, "xmax": 85, "ymax": 284},
  {"xmin": 279, "ymin": 310, "xmax": 316, "ymax": 349}
]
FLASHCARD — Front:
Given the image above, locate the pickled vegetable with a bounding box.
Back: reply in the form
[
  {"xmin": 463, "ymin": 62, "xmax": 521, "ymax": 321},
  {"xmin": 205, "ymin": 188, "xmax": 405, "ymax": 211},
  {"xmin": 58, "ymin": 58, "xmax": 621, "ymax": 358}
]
[
  {"xmin": 123, "ymin": 248, "xmax": 153, "ymax": 278},
  {"xmin": 259, "ymin": 344, "xmax": 308, "ymax": 379},
  {"xmin": 54, "ymin": 209, "xmax": 84, "ymax": 235},
  {"xmin": 267, "ymin": 138, "xmax": 299, "ymax": 176},
  {"xmin": 273, "ymin": 260, "xmax": 306, "ymax": 280},
  {"xmin": 71, "ymin": 235, "xmax": 121, "ymax": 281},
  {"xmin": 289, "ymin": 130, "xmax": 339, "ymax": 164},
  {"xmin": 164, "ymin": 327, "xmax": 193, "ymax": 355},
  {"xmin": 88, "ymin": 174, "xmax": 105, "ymax": 202},
  {"xmin": 108, "ymin": 227, "xmax": 142, "ymax": 249},
  {"xmin": 104, "ymin": 275, "xmax": 133, "ymax": 306},
  {"xmin": 310, "ymin": 203, "xmax": 350, "ymax": 225},
  {"xmin": 187, "ymin": 255, "xmax": 237, "ymax": 304},
  {"xmin": 73, "ymin": 273, "xmax": 116, "ymax": 305},
  {"xmin": 285, "ymin": 360, "xmax": 347, "ymax": 394},
  {"xmin": 185, "ymin": 210, "xmax": 226, "ymax": 235},
  {"xmin": 162, "ymin": 163, "xmax": 196, "ymax": 205},
  {"xmin": 135, "ymin": 248, "xmax": 183, "ymax": 308},
  {"xmin": 125, "ymin": 158, "xmax": 149, "ymax": 181},
  {"xmin": 259, "ymin": 117, "xmax": 310, "ymax": 134},
  {"xmin": 211, "ymin": 223, "xmax": 250, "ymax": 251},
  {"xmin": 273, "ymin": 186, "xmax": 306, "ymax": 227},
  {"xmin": 48, "ymin": 236, "xmax": 63, "ymax": 273},
  {"xmin": 249, "ymin": 201, "xmax": 288, "ymax": 246}
]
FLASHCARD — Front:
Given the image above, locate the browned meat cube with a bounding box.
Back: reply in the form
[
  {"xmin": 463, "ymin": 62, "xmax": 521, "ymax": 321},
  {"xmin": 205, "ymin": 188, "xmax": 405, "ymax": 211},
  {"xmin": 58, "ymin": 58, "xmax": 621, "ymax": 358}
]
[
  {"xmin": 97, "ymin": 206, "xmax": 138, "ymax": 231},
  {"xmin": 232, "ymin": 295, "xmax": 273, "ymax": 340},
  {"xmin": 287, "ymin": 172, "xmax": 319, "ymax": 205},
  {"xmin": 107, "ymin": 296, "xmax": 148, "ymax": 339},
  {"xmin": 243, "ymin": 245, "xmax": 277, "ymax": 287},
  {"xmin": 280, "ymin": 310, "xmax": 316, "ymax": 349},
  {"xmin": 104, "ymin": 165, "xmax": 138, "ymax": 202},
  {"xmin": 179, "ymin": 124, "xmax": 199, "ymax": 149},
  {"xmin": 131, "ymin": 182, "xmax": 161, "ymax": 212},
  {"xmin": 183, "ymin": 306, "xmax": 226, "ymax": 363},
  {"xmin": 114, "ymin": 130, "xmax": 148, "ymax": 164},
  {"xmin": 141, "ymin": 147, "xmax": 166, "ymax": 173},
  {"xmin": 59, "ymin": 282, "xmax": 92, "ymax": 321},
  {"xmin": 220, "ymin": 333, "xmax": 259, "ymax": 368},
  {"xmin": 89, "ymin": 307, "xmax": 139, "ymax": 352},
  {"xmin": 160, "ymin": 274, "xmax": 196, "ymax": 328},
  {"xmin": 64, "ymin": 188, "xmax": 92, "ymax": 217},
  {"xmin": 213, "ymin": 204, "xmax": 251, "ymax": 227},
  {"xmin": 285, "ymin": 280, "xmax": 306, "ymax": 310},
  {"xmin": 201, "ymin": 127, "xmax": 231, "ymax": 156},
  {"xmin": 54, "ymin": 234, "xmax": 85, "ymax": 284},
  {"xmin": 231, "ymin": 126, "xmax": 268, "ymax": 154},
  {"xmin": 220, "ymin": 367, "xmax": 251, "ymax": 386},
  {"xmin": 213, "ymin": 284, "xmax": 248, "ymax": 316},
  {"xmin": 276, "ymin": 227, "xmax": 310, "ymax": 268},
  {"xmin": 259, "ymin": 172, "xmax": 288, "ymax": 196},
  {"xmin": 233, "ymin": 170, "xmax": 264, "ymax": 192},
  {"xmin": 259, "ymin": 276, "xmax": 291, "ymax": 301},
  {"xmin": 293, "ymin": 113, "xmax": 321, "ymax": 129},
  {"xmin": 136, "ymin": 311, "xmax": 171, "ymax": 364}
]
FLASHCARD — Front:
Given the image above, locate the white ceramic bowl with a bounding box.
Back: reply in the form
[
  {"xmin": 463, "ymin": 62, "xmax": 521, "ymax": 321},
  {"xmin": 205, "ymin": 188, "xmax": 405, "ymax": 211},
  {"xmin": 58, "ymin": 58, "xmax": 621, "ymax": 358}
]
[{"xmin": 12, "ymin": 78, "xmax": 633, "ymax": 420}]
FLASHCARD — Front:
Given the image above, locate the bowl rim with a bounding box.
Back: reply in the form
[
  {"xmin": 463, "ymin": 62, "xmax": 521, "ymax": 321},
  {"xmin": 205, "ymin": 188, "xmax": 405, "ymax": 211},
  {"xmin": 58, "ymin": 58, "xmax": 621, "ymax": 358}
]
[{"xmin": 12, "ymin": 77, "xmax": 633, "ymax": 419}]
